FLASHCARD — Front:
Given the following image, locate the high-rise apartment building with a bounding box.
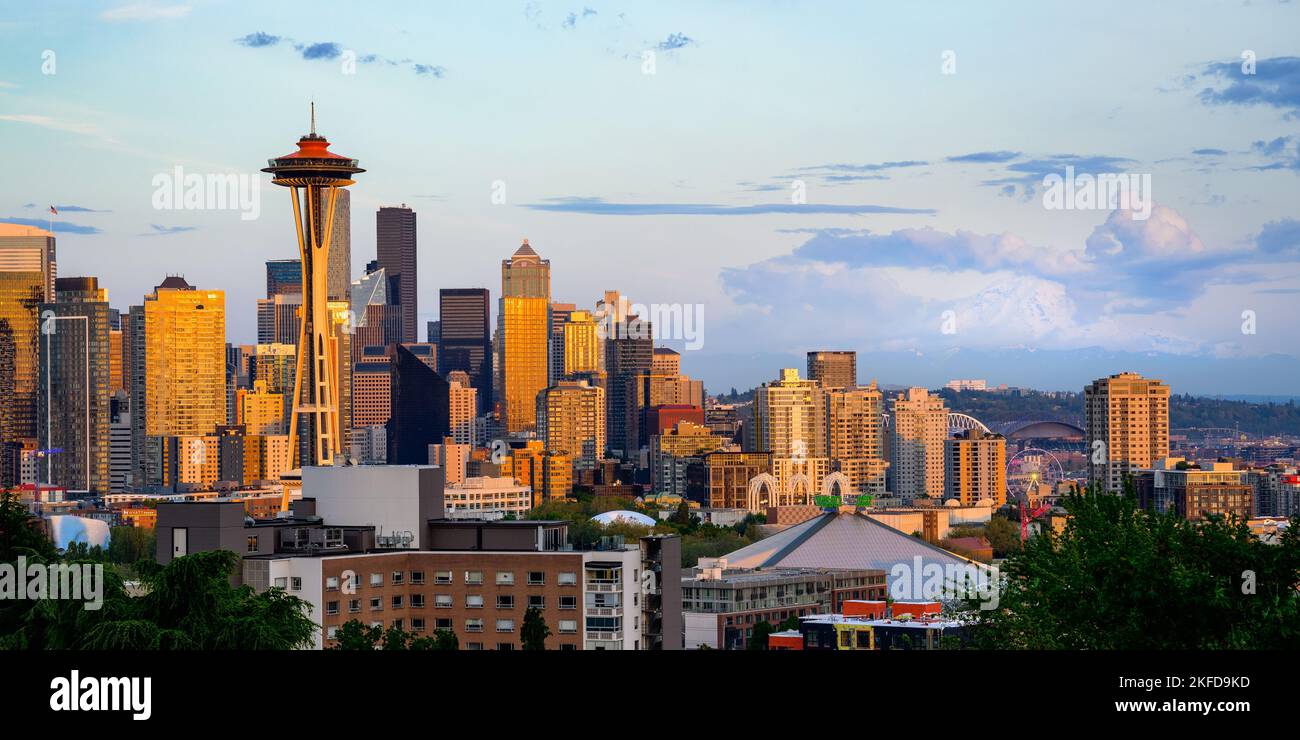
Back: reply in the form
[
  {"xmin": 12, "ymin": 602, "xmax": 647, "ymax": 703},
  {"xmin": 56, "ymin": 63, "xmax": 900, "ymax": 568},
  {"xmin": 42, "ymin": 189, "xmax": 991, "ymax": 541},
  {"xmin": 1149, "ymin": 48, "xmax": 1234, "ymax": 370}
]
[
  {"xmin": 944, "ymin": 429, "xmax": 1007, "ymax": 506},
  {"xmin": 498, "ymin": 241, "xmax": 550, "ymax": 433},
  {"xmin": 1085, "ymin": 372, "xmax": 1170, "ymax": 493},
  {"xmin": 439, "ymin": 288, "xmax": 492, "ymax": 415},
  {"xmin": 108, "ymin": 391, "xmax": 131, "ymax": 493},
  {"xmin": 138, "ymin": 277, "xmax": 227, "ymax": 484},
  {"xmin": 825, "ymin": 383, "xmax": 888, "ymax": 496},
  {"xmin": 537, "ymin": 380, "xmax": 606, "ymax": 469},
  {"xmin": 753, "ymin": 368, "xmax": 829, "ymax": 502},
  {"xmin": 256, "ymin": 293, "xmax": 301, "ymax": 345},
  {"xmin": 705, "ymin": 451, "xmax": 773, "ymax": 510},
  {"xmin": 890, "ymin": 387, "xmax": 947, "ymax": 501},
  {"xmin": 376, "ymin": 205, "xmax": 417, "ymax": 343},
  {"xmin": 236, "ymin": 380, "xmax": 285, "ymax": 435},
  {"xmin": 447, "ymin": 371, "xmax": 478, "ymax": 447},
  {"xmin": 563, "ymin": 309, "xmax": 600, "ymax": 378},
  {"xmin": 807, "ymin": 350, "xmax": 856, "ymax": 390},
  {"xmin": 351, "ymin": 358, "xmax": 392, "ymax": 430},
  {"xmin": 348, "ymin": 264, "xmax": 403, "ymax": 362},
  {"xmin": 328, "ymin": 189, "xmax": 351, "ymax": 301},
  {"xmin": 38, "ymin": 277, "xmax": 112, "ymax": 494},
  {"xmin": 651, "ymin": 421, "xmax": 724, "ymax": 500}
]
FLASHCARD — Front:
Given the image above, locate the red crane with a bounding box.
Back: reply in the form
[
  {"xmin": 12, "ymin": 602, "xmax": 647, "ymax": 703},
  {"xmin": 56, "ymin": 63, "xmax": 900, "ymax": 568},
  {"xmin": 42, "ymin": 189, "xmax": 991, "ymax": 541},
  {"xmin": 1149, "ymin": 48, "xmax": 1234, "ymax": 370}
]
[{"xmin": 1019, "ymin": 500, "xmax": 1051, "ymax": 542}]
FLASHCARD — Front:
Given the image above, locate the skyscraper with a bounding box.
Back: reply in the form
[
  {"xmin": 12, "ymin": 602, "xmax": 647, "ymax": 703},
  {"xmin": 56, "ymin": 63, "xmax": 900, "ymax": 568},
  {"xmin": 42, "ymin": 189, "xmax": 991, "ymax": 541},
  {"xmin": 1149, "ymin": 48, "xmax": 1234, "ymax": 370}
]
[
  {"xmin": 807, "ymin": 350, "xmax": 856, "ymax": 390},
  {"xmin": 447, "ymin": 370, "xmax": 478, "ymax": 447},
  {"xmin": 439, "ymin": 288, "xmax": 492, "ymax": 415},
  {"xmin": 263, "ymin": 110, "xmax": 363, "ymax": 468},
  {"xmin": 563, "ymin": 309, "xmax": 600, "ymax": 377},
  {"xmin": 348, "ymin": 263, "xmax": 403, "ymax": 363},
  {"xmin": 1085, "ymin": 372, "xmax": 1170, "ymax": 493},
  {"xmin": 265, "ymin": 259, "xmax": 302, "ymax": 298},
  {"xmin": 38, "ymin": 277, "xmax": 112, "ymax": 494},
  {"xmin": 498, "ymin": 241, "xmax": 550, "ymax": 433},
  {"xmin": 0, "ymin": 224, "xmax": 56, "ymax": 485},
  {"xmin": 329, "ymin": 189, "xmax": 351, "ymax": 301},
  {"xmin": 548, "ymin": 302, "xmax": 575, "ymax": 385},
  {"xmin": 890, "ymin": 387, "xmax": 947, "ymax": 502},
  {"xmin": 138, "ymin": 276, "xmax": 227, "ymax": 484},
  {"xmin": 387, "ymin": 343, "xmax": 449, "ymax": 464},
  {"xmin": 753, "ymin": 368, "xmax": 829, "ymax": 500},
  {"xmin": 537, "ymin": 380, "xmax": 605, "ymax": 469},
  {"xmin": 604, "ymin": 313, "xmax": 653, "ymax": 459},
  {"xmin": 376, "ymin": 204, "xmax": 417, "ymax": 343}
]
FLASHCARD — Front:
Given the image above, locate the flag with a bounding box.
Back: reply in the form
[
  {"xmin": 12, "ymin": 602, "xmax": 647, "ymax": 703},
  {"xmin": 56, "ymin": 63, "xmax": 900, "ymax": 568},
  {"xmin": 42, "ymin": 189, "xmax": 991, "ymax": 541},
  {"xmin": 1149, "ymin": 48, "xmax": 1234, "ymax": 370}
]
[{"xmin": 49, "ymin": 205, "xmax": 58, "ymax": 215}]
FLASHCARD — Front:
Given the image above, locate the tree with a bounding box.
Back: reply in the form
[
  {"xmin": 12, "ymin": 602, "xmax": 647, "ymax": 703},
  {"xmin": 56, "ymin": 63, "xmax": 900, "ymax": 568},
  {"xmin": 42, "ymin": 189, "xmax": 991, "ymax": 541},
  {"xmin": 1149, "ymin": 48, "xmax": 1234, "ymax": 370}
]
[
  {"xmin": 965, "ymin": 481, "xmax": 1300, "ymax": 649},
  {"xmin": 521, "ymin": 606, "xmax": 551, "ymax": 650},
  {"xmin": 777, "ymin": 615, "xmax": 801, "ymax": 632},
  {"xmin": 3, "ymin": 549, "xmax": 318, "ymax": 650},
  {"xmin": 983, "ymin": 516, "xmax": 1020, "ymax": 557},
  {"xmin": 748, "ymin": 621, "xmax": 775, "ymax": 650},
  {"xmin": 331, "ymin": 620, "xmax": 383, "ymax": 650}
]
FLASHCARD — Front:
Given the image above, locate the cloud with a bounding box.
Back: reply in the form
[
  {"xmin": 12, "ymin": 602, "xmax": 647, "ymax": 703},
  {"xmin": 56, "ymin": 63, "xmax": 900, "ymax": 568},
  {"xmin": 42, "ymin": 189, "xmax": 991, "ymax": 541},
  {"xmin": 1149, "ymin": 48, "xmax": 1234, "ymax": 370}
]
[
  {"xmin": 235, "ymin": 32, "xmax": 281, "ymax": 48},
  {"xmin": 0, "ymin": 218, "xmax": 101, "ymax": 234},
  {"xmin": 299, "ymin": 42, "xmax": 342, "ymax": 60},
  {"xmin": 141, "ymin": 224, "xmax": 196, "ymax": 236},
  {"xmin": 100, "ymin": 3, "xmax": 191, "ymax": 22},
  {"xmin": 233, "ymin": 33, "xmax": 445, "ymax": 79},
  {"xmin": 1191, "ymin": 148, "xmax": 1228, "ymax": 156},
  {"xmin": 981, "ymin": 153, "xmax": 1139, "ymax": 199},
  {"xmin": 1255, "ymin": 218, "xmax": 1300, "ymax": 255},
  {"xmin": 523, "ymin": 197, "xmax": 934, "ymax": 216},
  {"xmin": 789, "ymin": 226, "xmax": 1087, "ymax": 277},
  {"xmin": 1084, "ymin": 205, "xmax": 1206, "ymax": 262},
  {"xmin": 0, "ymin": 114, "xmax": 114, "ymax": 143},
  {"xmin": 946, "ymin": 150, "xmax": 1021, "ymax": 163},
  {"xmin": 24, "ymin": 204, "xmax": 110, "ymax": 213},
  {"xmin": 563, "ymin": 8, "xmax": 598, "ymax": 28},
  {"xmin": 656, "ymin": 33, "xmax": 696, "ymax": 51},
  {"xmin": 1197, "ymin": 56, "xmax": 1300, "ymax": 117}
]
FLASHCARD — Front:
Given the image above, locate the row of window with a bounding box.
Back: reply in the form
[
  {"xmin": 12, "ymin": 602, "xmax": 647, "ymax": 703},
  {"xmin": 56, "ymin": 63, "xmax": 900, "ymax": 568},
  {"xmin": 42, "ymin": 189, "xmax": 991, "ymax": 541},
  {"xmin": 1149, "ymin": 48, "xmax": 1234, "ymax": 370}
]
[
  {"xmin": 325, "ymin": 618, "xmax": 579, "ymax": 638},
  {"xmin": 325, "ymin": 570, "xmax": 578, "ymax": 590},
  {"xmin": 326, "ymin": 594, "xmax": 579, "ymax": 614}
]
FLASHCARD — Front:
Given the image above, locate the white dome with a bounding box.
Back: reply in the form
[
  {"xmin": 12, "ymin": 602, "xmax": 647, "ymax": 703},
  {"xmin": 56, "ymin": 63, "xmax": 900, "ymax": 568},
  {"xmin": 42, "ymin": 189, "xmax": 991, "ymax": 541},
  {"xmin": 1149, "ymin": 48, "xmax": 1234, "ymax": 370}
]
[{"xmin": 591, "ymin": 510, "xmax": 657, "ymax": 527}]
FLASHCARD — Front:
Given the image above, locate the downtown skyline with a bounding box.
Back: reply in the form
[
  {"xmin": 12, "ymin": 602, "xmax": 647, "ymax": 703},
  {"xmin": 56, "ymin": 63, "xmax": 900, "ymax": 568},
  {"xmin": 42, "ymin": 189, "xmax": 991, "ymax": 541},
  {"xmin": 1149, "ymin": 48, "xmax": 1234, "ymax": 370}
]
[{"xmin": 2, "ymin": 1, "xmax": 1299, "ymax": 395}]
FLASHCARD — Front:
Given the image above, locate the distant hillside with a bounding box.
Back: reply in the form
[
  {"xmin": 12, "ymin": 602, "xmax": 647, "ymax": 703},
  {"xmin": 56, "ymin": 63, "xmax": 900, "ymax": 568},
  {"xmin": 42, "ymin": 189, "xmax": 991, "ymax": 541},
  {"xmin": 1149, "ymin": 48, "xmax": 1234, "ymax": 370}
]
[{"xmin": 711, "ymin": 387, "xmax": 1300, "ymax": 437}]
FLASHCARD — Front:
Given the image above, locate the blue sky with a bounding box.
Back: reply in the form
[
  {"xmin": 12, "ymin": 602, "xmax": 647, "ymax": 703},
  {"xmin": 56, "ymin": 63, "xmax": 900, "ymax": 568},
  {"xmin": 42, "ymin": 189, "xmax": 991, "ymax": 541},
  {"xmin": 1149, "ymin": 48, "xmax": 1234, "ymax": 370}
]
[{"xmin": 2, "ymin": 1, "xmax": 1299, "ymax": 395}]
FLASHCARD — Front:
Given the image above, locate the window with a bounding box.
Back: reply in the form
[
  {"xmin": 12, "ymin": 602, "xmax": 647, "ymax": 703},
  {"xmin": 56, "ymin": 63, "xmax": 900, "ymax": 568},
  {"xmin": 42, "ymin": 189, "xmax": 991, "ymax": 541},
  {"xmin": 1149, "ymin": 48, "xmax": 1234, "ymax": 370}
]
[
  {"xmin": 435, "ymin": 571, "xmax": 452, "ymax": 584},
  {"xmin": 528, "ymin": 595, "xmax": 545, "ymax": 609},
  {"xmin": 290, "ymin": 577, "xmax": 302, "ymax": 592},
  {"xmin": 348, "ymin": 599, "xmax": 361, "ymax": 613},
  {"xmin": 465, "ymin": 619, "xmax": 484, "ymax": 633},
  {"xmin": 558, "ymin": 572, "xmax": 577, "ymax": 586},
  {"xmin": 496, "ymin": 595, "xmax": 515, "ymax": 610},
  {"xmin": 327, "ymin": 626, "xmax": 338, "ymax": 640},
  {"xmin": 370, "ymin": 573, "xmax": 383, "ymax": 587},
  {"xmin": 466, "ymin": 594, "xmax": 484, "ymax": 609},
  {"xmin": 496, "ymin": 571, "xmax": 514, "ymax": 585},
  {"xmin": 411, "ymin": 617, "xmax": 426, "ymax": 632},
  {"xmin": 497, "ymin": 643, "xmax": 516, "ymax": 651},
  {"xmin": 435, "ymin": 618, "xmax": 452, "ymax": 631},
  {"xmin": 527, "ymin": 571, "xmax": 545, "ymax": 585},
  {"xmin": 559, "ymin": 596, "xmax": 577, "ymax": 610},
  {"xmin": 391, "ymin": 595, "xmax": 404, "ymax": 610},
  {"xmin": 435, "ymin": 594, "xmax": 453, "ymax": 608},
  {"xmin": 560, "ymin": 644, "xmax": 576, "ymax": 651},
  {"xmin": 465, "ymin": 642, "xmax": 483, "ymax": 650},
  {"xmin": 326, "ymin": 601, "xmax": 339, "ymax": 616},
  {"xmin": 392, "ymin": 619, "xmax": 404, "ymax": 631},
  {"xmin": 411, "ymin": 594, "xmax": 425, "ymax": 609},
  {"xmin": 495, "ymin": 619, "xmax": 515, "ymax": 633},
  {"xmin": 410, "ymin": 570, "xmax": 425, "ymax": 585},
  {"xmin": 246, "ymin": 535, "xmax": 259, "ymax": 553},
  {"xmin": 465, "ymin": 571, "xmax": 483, "ymax": 585},
  {"xmin": 325, "ymin": 576, "xmax": 340, "ymax": 591},
  {"xmin": 274, "ymin": 577, "xmax": 287, "ymax": 589},
  {"xmin": 391, "ymin": 571, "xmax": 405, "ymax": 586},
  {"xmin": 559, "ymin": 619, "xmax": 578, "ymax": 634},
  {"xmin": 369, "ymin": 597, "xmax": 382, "ymax": 612}
]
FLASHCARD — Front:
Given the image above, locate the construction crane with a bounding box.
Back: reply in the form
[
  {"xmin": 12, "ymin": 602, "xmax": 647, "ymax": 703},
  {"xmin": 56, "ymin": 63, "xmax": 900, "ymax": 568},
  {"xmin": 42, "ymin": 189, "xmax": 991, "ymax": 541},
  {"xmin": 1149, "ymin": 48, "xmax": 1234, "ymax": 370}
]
[{"xmin": 1019, "ymin": 500, "xmax": 1052, "ymax": 542}]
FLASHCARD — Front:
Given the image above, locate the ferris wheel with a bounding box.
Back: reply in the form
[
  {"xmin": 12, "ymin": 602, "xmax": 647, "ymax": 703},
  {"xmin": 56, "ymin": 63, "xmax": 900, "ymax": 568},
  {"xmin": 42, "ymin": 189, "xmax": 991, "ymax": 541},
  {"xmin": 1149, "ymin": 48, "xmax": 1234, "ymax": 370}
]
[{"xmin": 1006, "ymin": 447, "xmax": 1064, "ymax": 505}]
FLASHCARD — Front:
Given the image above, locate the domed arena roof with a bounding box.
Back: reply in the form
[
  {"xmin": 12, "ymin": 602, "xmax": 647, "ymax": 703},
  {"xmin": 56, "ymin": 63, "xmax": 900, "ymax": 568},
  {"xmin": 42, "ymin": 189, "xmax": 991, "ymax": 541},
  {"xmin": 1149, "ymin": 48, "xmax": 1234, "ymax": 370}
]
[{"xmin": 590, "ymin": 510, "xmax": 657, "ymax": 527}]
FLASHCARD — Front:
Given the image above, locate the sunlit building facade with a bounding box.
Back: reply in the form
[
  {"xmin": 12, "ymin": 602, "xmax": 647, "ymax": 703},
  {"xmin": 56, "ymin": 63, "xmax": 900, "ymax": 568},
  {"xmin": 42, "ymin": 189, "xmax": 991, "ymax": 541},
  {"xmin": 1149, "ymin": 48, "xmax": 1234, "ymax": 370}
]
[{"xmin": 498, "ymin": 241, "xmax": 550, "ymax": 433}]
